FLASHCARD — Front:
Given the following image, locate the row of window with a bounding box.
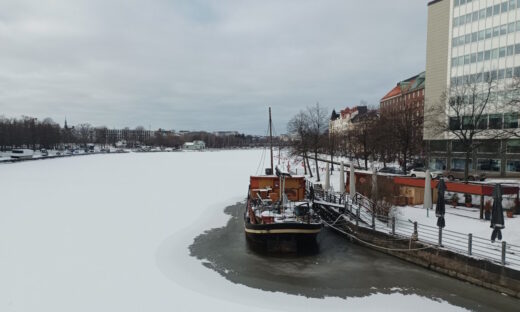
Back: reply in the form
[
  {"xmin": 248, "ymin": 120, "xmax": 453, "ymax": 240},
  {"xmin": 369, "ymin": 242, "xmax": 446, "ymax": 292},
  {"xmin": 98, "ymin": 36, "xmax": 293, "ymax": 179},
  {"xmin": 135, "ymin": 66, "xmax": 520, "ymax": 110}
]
[
  {"xmin": 454, "ymin": 0, "xmax": 519, "ymax": 21},
  {"xmin": 451, "ymin": 67, "xmax": 520, "ymax": 86},
  {"xmin": 430, "ymin": 157, "xmax": 520, "ymax": 173},
  {"xmin": 448, "ymin": 113, "xmax": 519, "ymax": 131},
  {"xmin": 430, "ymin": 139, "xmax": 520, "ymax": 153},
  {"xmin": 452, "ymin": 43, "xmax": 520, "ymax": 68},
  {"xmin": 452, "ymin": 21, "xmax": 520, "ymax": 48}
]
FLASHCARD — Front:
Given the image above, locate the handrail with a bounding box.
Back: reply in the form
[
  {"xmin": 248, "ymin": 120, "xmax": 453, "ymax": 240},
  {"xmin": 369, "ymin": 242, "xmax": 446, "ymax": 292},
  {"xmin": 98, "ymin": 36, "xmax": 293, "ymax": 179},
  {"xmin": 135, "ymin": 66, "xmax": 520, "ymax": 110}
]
[{"xmin": 310, "ymin": 183, "xmax": 520, "ymax": 270}]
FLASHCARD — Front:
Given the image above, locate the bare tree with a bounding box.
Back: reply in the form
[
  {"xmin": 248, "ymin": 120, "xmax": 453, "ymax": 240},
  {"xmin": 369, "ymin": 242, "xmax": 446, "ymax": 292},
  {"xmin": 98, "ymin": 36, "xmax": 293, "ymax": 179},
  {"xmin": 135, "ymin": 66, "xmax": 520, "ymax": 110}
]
[
  {"xmin": 77, "ymin": 123, "xmax": 92, "ymax": 147},
  {"xmin": 287, "ymin": 110, "xmax": 313, "ymax": 177},
  {"xmin": 427, "ymin": 78, "xmax": 511, "ymax": 182},
  {"xmin": 306, "ymin": 103, "xmax": 328, "ymax": 181}
]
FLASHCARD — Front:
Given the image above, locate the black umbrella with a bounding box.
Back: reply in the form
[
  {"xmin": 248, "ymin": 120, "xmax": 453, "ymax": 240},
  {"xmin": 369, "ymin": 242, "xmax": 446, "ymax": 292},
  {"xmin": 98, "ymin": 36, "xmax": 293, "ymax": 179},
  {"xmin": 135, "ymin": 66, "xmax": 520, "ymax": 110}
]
[
  {"xmin": 435, "ymin": 179, "xmax": 446, "ymax": 228},
  {"xmin": 490, "ymin": 184, "xmax": 505, "ymax": 242}
]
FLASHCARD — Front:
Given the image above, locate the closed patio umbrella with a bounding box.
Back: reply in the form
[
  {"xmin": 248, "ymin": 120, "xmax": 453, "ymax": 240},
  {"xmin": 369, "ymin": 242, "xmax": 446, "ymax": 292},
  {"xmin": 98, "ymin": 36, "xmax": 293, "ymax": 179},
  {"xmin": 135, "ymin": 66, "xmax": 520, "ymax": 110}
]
[
  {"xmin": 324, "ymin": 163, "xmax": 330, "ymax": 191},
  {"xmin": 349, "ymin": 163, "xmax": 355, "ymax": 199},
  {"xmin": 424, "ymin": 170, "xmax": 432, "ymax": 217},
  {"xmin": 490, "ymin": 184, "xmax": 505, "ymax": 242},
  {"xmin": 339, "ymin": 161, "xmax": 345, "ymax": 194},
  {"xmin": 435, "ymin": 179, "xmax": 446, "ymax": 228},
  {"xmin": 371, "ymin": 165, "xmax": 378, "ymax": 203}
]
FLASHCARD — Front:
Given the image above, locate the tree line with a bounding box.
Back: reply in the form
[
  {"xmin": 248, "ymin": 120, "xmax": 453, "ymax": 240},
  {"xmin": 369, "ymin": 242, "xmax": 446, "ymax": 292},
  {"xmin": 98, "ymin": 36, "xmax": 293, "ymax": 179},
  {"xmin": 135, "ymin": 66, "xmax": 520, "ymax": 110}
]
[
  {"xmin": 287, "ymin": 102, "xmax": 424, "ymax": 180},
  {"xmin": 0, "ymin": 115, "xmax": 270, "ymax": 151}
]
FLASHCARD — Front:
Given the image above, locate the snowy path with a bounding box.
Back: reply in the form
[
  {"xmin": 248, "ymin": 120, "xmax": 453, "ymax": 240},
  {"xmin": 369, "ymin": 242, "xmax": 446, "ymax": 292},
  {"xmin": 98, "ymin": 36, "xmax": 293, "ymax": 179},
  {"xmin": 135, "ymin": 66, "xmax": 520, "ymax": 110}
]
[{"xmin": 0, "ymin": 151, "xmax": 470, "ymax": 311}]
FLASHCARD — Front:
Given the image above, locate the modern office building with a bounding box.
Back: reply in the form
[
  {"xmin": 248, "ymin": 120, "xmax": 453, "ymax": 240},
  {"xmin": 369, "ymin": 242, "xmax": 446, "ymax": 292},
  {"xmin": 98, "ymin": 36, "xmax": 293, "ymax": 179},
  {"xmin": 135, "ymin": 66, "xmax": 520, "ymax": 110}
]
[{"xmin": 425, "ymin": 0, "xmax": 520, "ymax": 177}]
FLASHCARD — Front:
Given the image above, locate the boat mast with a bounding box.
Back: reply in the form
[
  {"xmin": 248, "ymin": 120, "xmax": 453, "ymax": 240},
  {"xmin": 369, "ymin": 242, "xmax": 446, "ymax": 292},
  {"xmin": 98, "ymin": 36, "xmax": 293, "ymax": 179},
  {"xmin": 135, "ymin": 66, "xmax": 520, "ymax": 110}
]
[{"xmin": 269, "ymin": 107, "xmax": 273, "ymax": 173}]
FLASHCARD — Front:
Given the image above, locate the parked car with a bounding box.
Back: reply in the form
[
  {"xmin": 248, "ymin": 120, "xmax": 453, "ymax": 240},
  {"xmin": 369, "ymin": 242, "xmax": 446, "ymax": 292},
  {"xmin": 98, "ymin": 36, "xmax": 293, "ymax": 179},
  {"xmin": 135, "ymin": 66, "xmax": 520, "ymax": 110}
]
[
  {"xmin": 40, "ymin": 149, "xmax": 49, "ymax": 157},
  {"xmin": 408, "ymin": 167, "xmax": 443, "ymax": 179},
  {"xmin": 443, "ymin": 169, "xmax": 486, "ymax": 181},
  {"xmin": 378, "ymin": 167, "xmax": 405, "ymax": 175}
]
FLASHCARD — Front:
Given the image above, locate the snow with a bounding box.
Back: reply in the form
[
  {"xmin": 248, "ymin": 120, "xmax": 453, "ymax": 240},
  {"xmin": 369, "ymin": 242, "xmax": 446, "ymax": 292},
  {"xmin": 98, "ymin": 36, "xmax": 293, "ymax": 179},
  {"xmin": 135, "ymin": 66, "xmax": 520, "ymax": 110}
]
[
  {"xmin": 395, "ymin": 205, "xmax": 520, "ymax": 247},
  {"xmin": 0, "ymin": 150, "xmax": 468, "ymax": 311}
]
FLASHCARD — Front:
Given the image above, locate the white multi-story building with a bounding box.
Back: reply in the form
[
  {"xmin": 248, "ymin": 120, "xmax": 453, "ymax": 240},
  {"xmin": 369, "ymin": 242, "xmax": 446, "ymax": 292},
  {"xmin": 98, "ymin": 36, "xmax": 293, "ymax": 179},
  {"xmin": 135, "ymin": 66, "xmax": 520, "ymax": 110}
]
[{"xmin": 425, "ymin": 0, "xmax": 520, "ymax": 177}]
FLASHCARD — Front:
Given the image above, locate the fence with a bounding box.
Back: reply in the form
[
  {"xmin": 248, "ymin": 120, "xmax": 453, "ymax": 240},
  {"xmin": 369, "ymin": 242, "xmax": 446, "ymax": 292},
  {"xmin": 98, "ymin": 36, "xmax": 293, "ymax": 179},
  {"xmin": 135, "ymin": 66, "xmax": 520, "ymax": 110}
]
[{"xmin": 311, "ymin": 186, "xmax": 520, "ymax": 270}]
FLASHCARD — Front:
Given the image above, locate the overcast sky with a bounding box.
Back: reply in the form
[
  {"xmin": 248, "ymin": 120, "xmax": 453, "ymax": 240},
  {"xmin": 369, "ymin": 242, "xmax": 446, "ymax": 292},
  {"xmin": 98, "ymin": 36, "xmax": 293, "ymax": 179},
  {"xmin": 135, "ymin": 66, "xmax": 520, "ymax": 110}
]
[{"xmin": 0, "ymin": 0, "xmax": 428, "ymax": 135}]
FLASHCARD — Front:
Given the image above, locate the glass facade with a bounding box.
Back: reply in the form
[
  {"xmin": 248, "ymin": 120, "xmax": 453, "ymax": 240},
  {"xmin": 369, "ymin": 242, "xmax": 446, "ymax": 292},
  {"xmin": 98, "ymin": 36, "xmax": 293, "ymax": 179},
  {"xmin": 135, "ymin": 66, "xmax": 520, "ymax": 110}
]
[
  {"xmin": 477, "ymin": 159, "xmax": 501, "ymax": 171},
  {"xmin": 430, "ymin": 158, "xmax": 447, "ymax": 170},
  {"xmin": 452, "ymin": 158, "xmax": 472, "ymax": 170},
  {"xmin": 506, "ymin": 160, "xmax": 520, "ymax": 172},
  {"xmin": 507, "ymin": 140, "xmax": 520, "ymax": 153}
]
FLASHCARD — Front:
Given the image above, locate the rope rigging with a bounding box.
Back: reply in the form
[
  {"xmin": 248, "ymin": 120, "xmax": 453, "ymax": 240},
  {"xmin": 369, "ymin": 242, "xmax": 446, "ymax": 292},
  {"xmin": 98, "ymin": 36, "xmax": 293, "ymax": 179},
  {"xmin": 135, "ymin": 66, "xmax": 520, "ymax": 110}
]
[{"xmin": 316, "ymin": 202, "xmax": 435, "ymax": 252}]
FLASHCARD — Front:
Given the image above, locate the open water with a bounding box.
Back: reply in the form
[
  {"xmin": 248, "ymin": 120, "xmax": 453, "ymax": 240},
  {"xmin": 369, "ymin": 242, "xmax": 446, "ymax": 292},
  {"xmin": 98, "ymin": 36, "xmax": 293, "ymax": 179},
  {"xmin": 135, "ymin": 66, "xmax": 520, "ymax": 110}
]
[{"xmin": 190, "ymin": 202, "xmax": 519, "ymax": 312}]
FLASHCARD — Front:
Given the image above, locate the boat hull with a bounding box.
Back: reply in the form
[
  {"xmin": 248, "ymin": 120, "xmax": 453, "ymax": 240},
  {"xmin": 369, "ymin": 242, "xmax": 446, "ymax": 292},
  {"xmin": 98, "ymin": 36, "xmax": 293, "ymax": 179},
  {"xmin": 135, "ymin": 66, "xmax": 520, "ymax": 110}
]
[{"xmin": 244, "ymin": 222, "xmax": 321, "ymax": 253}]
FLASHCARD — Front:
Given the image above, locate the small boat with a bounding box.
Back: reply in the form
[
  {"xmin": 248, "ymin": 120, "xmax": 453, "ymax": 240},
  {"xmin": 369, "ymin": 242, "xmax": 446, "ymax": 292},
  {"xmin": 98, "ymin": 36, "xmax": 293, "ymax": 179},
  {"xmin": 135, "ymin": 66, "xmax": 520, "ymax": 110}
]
[
  {"xmin": 10, "ymin": 149, "xmax": 34, "ymax": 159},
  {"xmin": 244, "ymin": 108, "xmax": 321, "ymax": 253}
]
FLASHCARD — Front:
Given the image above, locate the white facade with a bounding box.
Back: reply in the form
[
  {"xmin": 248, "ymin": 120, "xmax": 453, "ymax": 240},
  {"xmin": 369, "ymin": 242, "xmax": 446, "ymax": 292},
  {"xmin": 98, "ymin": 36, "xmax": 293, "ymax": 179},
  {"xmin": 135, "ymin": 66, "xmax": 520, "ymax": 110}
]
[
  {"xmin": 449, "ymin": 0, "xmax": 520, "ymax": 119},
  {"xmin": 183, "ymin": 140, "xmax": 206, "ymax": 150}
]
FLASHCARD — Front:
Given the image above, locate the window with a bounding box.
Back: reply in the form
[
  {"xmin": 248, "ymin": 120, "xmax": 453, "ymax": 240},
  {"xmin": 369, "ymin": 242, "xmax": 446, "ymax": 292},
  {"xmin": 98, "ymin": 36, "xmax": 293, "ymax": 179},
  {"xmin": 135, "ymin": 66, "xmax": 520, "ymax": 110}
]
[
  {"xmin": 430, "ymin": 158, "xmax": 447, "ymax": 171},
  {"xmin": 477, "ymin": 159, "xmax": 501, "ymax": 172},
  {"xmin": 449, "ymin": 117, "xmax": 460, "ymax": 130},
  {"xmin": 491, "ymin": 70, "xmax": 497, "ymax": 80},
  {"xmin": 501, "ymin": 25, "xmax": 507, "ymax": 36},
  {"xmin": 486, "ymin": 28, "xmax": 492, "ymax": 39},
  {"xmin": 479, "ymin": 8, "xmax": 487, "ymax": 19},
  {"xmin": 506, "ymin": 68, "xmax": 513, "ymax": 78},
  {"xmin": 494, "ymin": 4, "xmax": 501, "ymax": 15},
  {"xmin": 454, "ymin": 17, "xmax": 459, "ymax": 27},
  {"xmin": 477, "ymin": 115, "xmax": 488, "ymax": 129},
  {"xmin": 430, "ymin": 141, "xmax": 447, "ymax": 152},
  {"xmin": 493, "ymin": 26, "xmax": 500, "ymax": 37},
  {"xmin": 510, "ymin": 0, "xmax": 517, "ymax": 10},
  {"xmin": 477, "ymin": 51, "xmax": 484, "ymax": 62},
  {"xmin": 464, "ymin": 55, "xmax": 470, "ymax": 64},
  {"xmin": 489, "ymin": 114, "xmax": 503, "ymax": 129},
  {"xmin": 472, "ymin": 11, "xmax": 479, "ymax": 21},
  {"xmin": 452, "ymin": 158, "xmax": 472, "ymax": 170},
  {"xmin": 478, "ymin": 141, "xmax": 500, "ymax": 153},
  {"xmin": 504, "ymin": 113, "xmax": 519, "ymax": 128},
  {"xmin": 460, "ymin": 15, "xmax": 466, "ymax": 25},
  {"xmin": 462, "ymin": 116, "xmax": 474, "ymax": 129},
  {"xmin": 492, "ymin": 48, "xmax": 499, "ymax": 59},
  {"xmin": 517, "ymin": 21, "xmax": 520, "ymax": 32},
  {"xmin": 509, "ymin": 22, "xmax": 516, "ymax": 33},
  {"xmin": 506, "ymin": 160, "xmax": 520, "ymax": 172},
  {"xmin": 507, "ymin": 45, "xmax": 514, "ymax": 56},
  {"xmin": 471, "ymin": 32, "xmax": 478, "ymax": 42},
  {"xmin": 467, "ymin": 13, "xmax": 473, "ymax": 23},
  {"xmin": 502, "ymin": 2, "xmax": 509, "ymax": 13},
  {"xmin": 465, "ymin": 34, "xmax": 471, "ymax": 43},
  {"xmin": 485, "ymin": 50, "xmax": 491, "ymax": 60},
  {"xmin": 515, "ymin": 67, "xmax": 520, "ymax": 77},
  {"xmin": 471, "ymin": 53, "xmax": 477, "ymax": 63},
  {"xmin": 478, "ymin": 30, "xmax": 485, "ymax": 41},
  {"xmin": 508, "ymin": 140, "xmax": 520, "ymax": 153},
  {"xmin": 498, "ymin": 69, "xmax": 505, "ymax": 79},
  {"xmin": 487, "ymin": 7, "xmax": 493, "ymax": 17},
  {"xmin": 452, "ymin": 141, "xmax": 466, "ymax": 153},
  {"xmin": 499, "ymin": 47, "xmax": 506, "ymax": 57}
]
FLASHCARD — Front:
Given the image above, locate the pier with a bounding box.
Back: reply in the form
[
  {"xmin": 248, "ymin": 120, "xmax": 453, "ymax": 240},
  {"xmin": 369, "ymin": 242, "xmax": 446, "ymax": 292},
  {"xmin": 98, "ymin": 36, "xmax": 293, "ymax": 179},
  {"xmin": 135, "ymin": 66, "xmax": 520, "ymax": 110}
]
[{"xmin": 309, "ymin": 182, "xmax": 520, "ymax": 298}]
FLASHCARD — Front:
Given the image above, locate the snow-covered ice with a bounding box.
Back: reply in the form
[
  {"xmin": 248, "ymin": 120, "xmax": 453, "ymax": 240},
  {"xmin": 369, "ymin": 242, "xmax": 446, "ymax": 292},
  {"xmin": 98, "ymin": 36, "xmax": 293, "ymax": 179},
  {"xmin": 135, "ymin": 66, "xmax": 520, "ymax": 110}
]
[{"xmin": 0, "ymin": 150, "xmax": 470, "ymax": 311}]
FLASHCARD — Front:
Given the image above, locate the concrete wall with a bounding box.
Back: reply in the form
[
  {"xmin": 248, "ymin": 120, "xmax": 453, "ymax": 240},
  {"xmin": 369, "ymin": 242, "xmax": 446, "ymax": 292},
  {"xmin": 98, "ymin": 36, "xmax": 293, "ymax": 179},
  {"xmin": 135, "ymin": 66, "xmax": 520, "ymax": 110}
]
[
  {"xmin": 425, "ymin": 0, "xmax": 451, "ymax": 140},
  {"xmin": 317, "ymin": 202, "xmax": 520, "ymax": 298}
]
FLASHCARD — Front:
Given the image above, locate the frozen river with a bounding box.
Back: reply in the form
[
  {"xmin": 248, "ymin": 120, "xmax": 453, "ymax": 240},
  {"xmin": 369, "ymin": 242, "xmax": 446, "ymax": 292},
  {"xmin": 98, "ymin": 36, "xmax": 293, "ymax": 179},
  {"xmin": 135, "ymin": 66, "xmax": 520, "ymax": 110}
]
[{"xmin": 0, "ymin": 150, "xmax": 517, "ymax": 311}]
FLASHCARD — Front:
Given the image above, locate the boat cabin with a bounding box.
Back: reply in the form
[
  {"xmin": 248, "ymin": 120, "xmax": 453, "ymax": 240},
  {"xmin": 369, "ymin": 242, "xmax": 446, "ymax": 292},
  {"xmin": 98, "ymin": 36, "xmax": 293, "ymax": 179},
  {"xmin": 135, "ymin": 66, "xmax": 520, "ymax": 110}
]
[{"xmin": 249, "ymin": 175, "xmax": 306, "ymax": 203}]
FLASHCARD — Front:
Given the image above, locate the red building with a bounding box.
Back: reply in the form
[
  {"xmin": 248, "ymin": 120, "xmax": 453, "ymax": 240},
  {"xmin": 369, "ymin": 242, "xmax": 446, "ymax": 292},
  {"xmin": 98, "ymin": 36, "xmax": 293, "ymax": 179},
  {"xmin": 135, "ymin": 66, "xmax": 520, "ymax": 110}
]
[{"xmin": 380, "ymin": 71, "xmax": 425, "ymax": 118}]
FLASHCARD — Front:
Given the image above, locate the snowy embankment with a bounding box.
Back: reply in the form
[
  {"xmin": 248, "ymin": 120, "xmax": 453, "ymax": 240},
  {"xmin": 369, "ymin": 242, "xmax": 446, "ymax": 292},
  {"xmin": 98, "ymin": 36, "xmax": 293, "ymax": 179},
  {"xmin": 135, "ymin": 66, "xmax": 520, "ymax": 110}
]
[
  {"xmin": 395, "ymin": 205, "xmax": 520, "ymax": 247},
  {"xmin": 0, "ymin": 150, "xmax": 468, "ymax": 312}
]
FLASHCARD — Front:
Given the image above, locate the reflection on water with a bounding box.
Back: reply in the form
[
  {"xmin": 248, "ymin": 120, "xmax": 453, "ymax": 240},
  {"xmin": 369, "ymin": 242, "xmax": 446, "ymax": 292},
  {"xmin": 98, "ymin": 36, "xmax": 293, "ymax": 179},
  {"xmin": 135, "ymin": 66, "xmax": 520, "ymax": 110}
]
[{"xmin": 189, "ymin": 202, "xmax": 519, "ymax": 311}]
